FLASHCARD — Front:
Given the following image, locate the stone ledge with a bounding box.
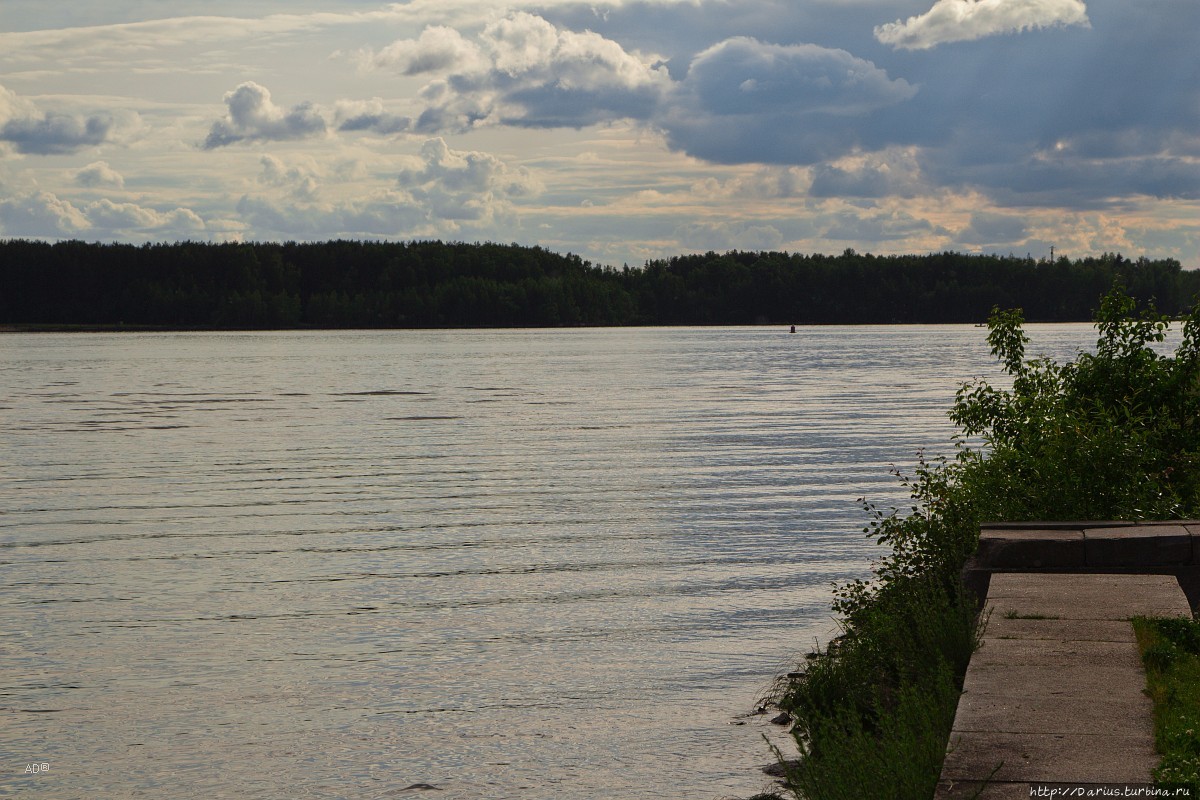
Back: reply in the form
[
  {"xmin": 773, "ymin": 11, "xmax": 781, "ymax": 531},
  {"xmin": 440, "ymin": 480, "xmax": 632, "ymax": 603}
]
[{"xmin": 974, "ymin": 520, "xmax": 1200, "ymax": 571}]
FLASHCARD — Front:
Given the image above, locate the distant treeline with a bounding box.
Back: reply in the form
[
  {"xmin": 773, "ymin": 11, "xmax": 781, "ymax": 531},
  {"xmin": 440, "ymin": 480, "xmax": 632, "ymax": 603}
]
[{"xmin": 2, "ymin": 239, "xmax": 1197, "ymax": 328}]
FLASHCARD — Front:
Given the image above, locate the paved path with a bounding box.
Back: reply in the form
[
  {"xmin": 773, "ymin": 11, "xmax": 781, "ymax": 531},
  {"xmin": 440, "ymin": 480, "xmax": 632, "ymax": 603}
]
[{"xmin": 935, "ymin": 572, "xmax": 1191, "ymax": 798}]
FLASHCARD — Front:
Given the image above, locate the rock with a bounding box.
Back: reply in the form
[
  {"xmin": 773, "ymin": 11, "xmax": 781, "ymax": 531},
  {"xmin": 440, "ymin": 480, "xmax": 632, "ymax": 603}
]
[
  {"xmin": 762, "ymin": 758, "xmax": 803, "ymax": 777},
  {"xmin": 390, "ymin": 784, "xmax": 442, "ymax": 793},
  {"xmin": 769, "ymin": 712, "xmax": 792, "ymax": 725}
]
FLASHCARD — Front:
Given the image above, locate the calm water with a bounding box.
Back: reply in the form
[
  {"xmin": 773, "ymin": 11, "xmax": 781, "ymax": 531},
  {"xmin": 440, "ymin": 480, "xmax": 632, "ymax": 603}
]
[{"xmin": 1, "ymin": 325, "xmax": 1105, "ymax": 799}]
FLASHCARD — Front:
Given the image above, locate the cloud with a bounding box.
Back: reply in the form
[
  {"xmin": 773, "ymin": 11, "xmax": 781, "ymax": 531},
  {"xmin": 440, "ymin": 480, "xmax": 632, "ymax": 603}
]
[
  {"xmin": 334, "ymin": 98, "xmax": 411, "ymax": 135},
  {"xmin": 675, "ymin": 220, "xmax": 784, "ymax": 252},
  {"xmin": 875, "ymin": 0, "xmax": 1090, "ymax": 50},
  {"xmin": 75, "ymin": 161, "xmax": 125, "ymax": 189},
  {"xmin": 366, "ymin": 25, "xmax": 487, "ymax": 76},
  {"xmin": 397, "ymin": 137, "xmax": 542, "ymax": 221},
  {"xmin": 85, "ymin": 199, "xmax": 206, "ymax": 235},
  {"xmin": 234, "ymin": 193, "xmax": 428, "ymax": 238},
  {"xmin": 1, "ymin": 113, "xmax": 114, "ymax": 155},
  {"xmin": 0, "ymin": 187, "xmax": 207, "ymax": 239},
  {"xmin": 684, "ymin": 38, "xmax": 917, "ymax": 117},
  {"xmin": 0, "ymin": 191, "xmax": 90, "ymax": 236},
  {"xmin": 259, "ymin": 154, "xmax": 320, "ymax": 199},
  {"xmin": 235, "ymin": 138, "xmax": 541, "ymax": 237},
  {"xmin": 203, "ymin": 82, "xmax": 327, "ymax": 149},
  {"xmin": 362, "ymin": 12, "xmax": 670, "ymax": 132},
  {"xmin": 821, "ymin": 207, "xmax": 939, "ymax": 242},
  {"xmin": 958, "ymin": 211, "xmax": 1029, "ymax": 245},
  {"xmin": 661, "ymin": 37, "xmax": 917, "ymax": 164},
  {"xmin": 0, "ymin": 83, "xmax": 116, "ymax": 155},
  {"xmin": 809, "ymin": 150, "xmax": 925, "ymax": 199}
]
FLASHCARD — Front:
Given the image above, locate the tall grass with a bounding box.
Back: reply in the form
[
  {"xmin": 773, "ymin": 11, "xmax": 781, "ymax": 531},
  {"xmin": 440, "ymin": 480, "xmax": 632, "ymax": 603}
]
[{"xmin": 1135, "ymin": 616, "xmax": 1200, "ymax": 793}]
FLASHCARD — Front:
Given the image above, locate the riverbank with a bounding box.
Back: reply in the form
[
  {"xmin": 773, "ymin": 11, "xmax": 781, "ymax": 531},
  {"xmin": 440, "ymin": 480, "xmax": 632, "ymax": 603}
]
[{"xmin": 766, "ymin": 289, "xmax": 1200, "ymax": 798}]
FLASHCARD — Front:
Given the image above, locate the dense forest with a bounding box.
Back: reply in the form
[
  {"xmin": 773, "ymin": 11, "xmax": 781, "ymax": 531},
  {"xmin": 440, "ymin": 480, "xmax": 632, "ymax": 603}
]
[{"xmin": 1, "ymin": 238, "xmax": 1197, "ymax": 328}]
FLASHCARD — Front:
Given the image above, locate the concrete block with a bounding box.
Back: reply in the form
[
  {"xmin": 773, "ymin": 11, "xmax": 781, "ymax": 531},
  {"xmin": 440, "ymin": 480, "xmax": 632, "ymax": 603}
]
[
  {"xmin": 1188, "ymin": 525, "xmax": 1200, "ymax": 566},
  {"xmin": 986, "ymin": 573, "xmax": 1191, "ymax": 619},
  {"xmin": 968, "ymin": 637, "xmax": 1141, "ymax": 669},
  {"xmin": 981, "ymin": 616, "xmax": 1135, "ymax": 642},
  {"xmin": 960, "ymin": 661, "xmax": 1148, "ymax": 701},
  {"xmin": 976, "ymin": 528, "xmax": 1085, "ymax": 569},
  {"xmin": 940, "ymin": 731, "xmax": 1156, "ymax": 783},
  {"xmin": 1084, "ymin": 524, "xmax": 1191, "ymax": 567},
  {"xmin": 951, "ymin": 689, "xmax": 1151, "ymax": 735}
]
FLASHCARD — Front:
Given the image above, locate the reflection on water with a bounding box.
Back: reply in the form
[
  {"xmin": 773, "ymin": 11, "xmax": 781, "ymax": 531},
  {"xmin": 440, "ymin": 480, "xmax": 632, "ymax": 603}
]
[{"xmin": 1, "ymin": 325, "xmax": 1103, "ymax": 798}]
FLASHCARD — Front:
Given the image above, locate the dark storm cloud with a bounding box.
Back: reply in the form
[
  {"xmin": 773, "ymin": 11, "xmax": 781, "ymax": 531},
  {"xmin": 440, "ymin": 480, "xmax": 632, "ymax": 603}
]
[
  {"xmin": 551, "ymin": 0, "xmax": 1200, "ymax": 207},
  {"xmin": 958, "ymin": 211, "xmax": 1029, "ymax": 245},
  {"xmin": 871, "ymin": 0, "xmax": 1200, "ymax": 205},
  {"xmin": 661, "ymin": 37, "xmax": 916, "ymax": 165}
]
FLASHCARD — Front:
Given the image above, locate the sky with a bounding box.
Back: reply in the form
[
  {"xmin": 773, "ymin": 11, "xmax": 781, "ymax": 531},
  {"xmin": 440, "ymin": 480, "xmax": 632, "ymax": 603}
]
[{"xmin": 1, "ymin": 0, "xmax": 1198, "ymax": 267}]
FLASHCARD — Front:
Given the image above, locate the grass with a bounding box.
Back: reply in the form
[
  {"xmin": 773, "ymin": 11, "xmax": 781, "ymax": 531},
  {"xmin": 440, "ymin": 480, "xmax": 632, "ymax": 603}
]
[
  {"xmin": 773, "ymin": 577, "xmax": 983, "ymax": 800},
  {"xmin": 1135, "ymin": 616, "xmax": 1200, "ymax": 793}
]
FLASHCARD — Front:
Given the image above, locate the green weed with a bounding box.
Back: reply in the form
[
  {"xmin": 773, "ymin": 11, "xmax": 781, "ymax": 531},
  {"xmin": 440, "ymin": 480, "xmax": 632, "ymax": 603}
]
[{"xmin": 1135, "ymin": 616, "xmax": 1200, "ymax": 794}]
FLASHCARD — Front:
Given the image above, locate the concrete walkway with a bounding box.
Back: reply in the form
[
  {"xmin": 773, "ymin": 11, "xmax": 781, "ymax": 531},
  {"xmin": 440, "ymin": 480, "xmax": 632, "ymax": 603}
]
[{"xmin": 935, "ymin": 569, "xmax": 1192, "ymax": 797}]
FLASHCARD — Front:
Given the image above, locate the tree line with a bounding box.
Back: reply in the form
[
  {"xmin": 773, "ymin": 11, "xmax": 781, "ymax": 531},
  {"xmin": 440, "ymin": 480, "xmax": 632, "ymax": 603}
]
[{"xmin": 1, "ymin": 238, "xmax": 1196, "ymax": 328}]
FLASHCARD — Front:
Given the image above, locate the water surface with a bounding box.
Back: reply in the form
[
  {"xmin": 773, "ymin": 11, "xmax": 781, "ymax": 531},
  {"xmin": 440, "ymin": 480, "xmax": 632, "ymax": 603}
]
[{"xmin": 1, "ymin": 325, "xmax": 1104, "ymax": 798}]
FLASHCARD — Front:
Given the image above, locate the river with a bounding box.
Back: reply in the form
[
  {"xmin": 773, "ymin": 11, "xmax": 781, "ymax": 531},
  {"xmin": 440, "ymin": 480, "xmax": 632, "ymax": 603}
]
[{"xmin": 1, "ymin": 324, "xmax": 1104, "ymax": 798}]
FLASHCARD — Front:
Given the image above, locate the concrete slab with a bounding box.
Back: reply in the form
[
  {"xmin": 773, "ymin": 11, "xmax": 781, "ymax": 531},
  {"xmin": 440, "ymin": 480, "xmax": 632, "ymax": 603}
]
[
  {"xmin": 960, "ymin": 661, "xmax": 1147, "ymax": 700},
  {"xmin": 976, "ymin": 528, "xmax": 1085, "ymax": 569},
  {"xmin": 1084, "ymin": 524, "xmax": 1191, "ymax": 568},
  {"xmin": 986, "ymin": 573, "xmax": 1191, "ymax": 619},
  {"xmin": 968, "ymin": 636, "xmax": 1141, "ymax": 669},
  {"xmin": 940, "ymin": 731, "xmax": 1157, "ymax": 783},
  {"xmin": 951, "ymin": 690, "xmax": 1151, "ymax": 735},
  {"xmin": 981, "ymin": 616, "xmax": 1136, "ymax": 642}
]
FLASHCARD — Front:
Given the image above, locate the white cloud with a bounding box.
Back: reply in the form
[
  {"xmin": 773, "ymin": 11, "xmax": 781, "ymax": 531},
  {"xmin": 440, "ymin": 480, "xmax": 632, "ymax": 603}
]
[
  {"xmin": 359, "ymin": 12, "xmax": 670, "ymax": 133},
  {"xmin": 234, "ymin": 193, "xmax": 428, "ymax": 238},
  {"xmin": 367, "ymin": 25, "xmax": 487, "ymax": 76},
  {"xmin": 85, "ymin": 199, "xmax": 206, "ymax": 233},
  {"xmin": 259, "ymin": 154, "xmax": 320, "ymax": 199},
  {"xmin": 875, "ymin": 0, "xmax": 1090, "ymax": 50},
  {"xmin": 75, "ymin": 160, "xmax": 125, "ymax": 188},
  {"xmin": 203, "ymin": 81, "xmax": 327, "ymax": 149},
  {"xmin": 0, "ymin": 190, "xmax": 90, "ymax": 236},
  {"xmin": 0, "ymin": 187, "xmax": 206, "ymax": 239},
  {"xmin": 397, "ymin": 137, "xmax": 542, "ymax": 221},
  {"xmin": 235, "ymin": 137, "xmax": 542, "ymax": 237}
]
